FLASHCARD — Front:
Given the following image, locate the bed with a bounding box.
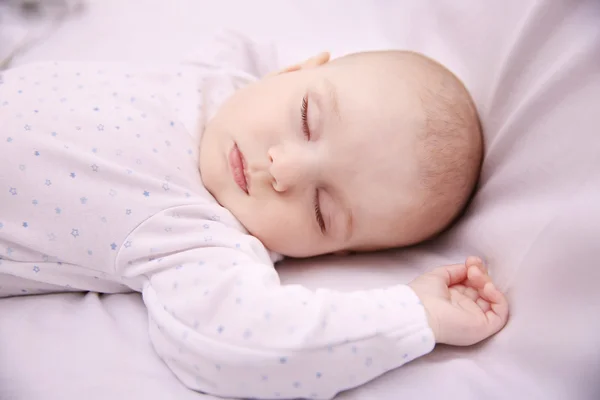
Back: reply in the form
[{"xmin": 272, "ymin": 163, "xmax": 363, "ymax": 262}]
[{"xmin": 1, "ymin": 0, "xmax": 599, "ymax": 399}]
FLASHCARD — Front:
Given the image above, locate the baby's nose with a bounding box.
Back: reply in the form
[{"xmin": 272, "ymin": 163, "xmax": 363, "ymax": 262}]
[{"xmin": 268, "ymin": 145, "xmax": 312, "ymax": 193}]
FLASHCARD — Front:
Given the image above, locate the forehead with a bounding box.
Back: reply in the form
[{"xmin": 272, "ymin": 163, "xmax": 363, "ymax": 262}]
[
  {"xmin": 317, "ymin": 65, "xmax": 424, "ymax": 145},
  {"xmin": 316, "ymin": 70, "xmax": 424, "ymax": 183}
]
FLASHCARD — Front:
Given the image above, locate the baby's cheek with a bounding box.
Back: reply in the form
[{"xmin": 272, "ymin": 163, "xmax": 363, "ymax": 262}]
[{"xmin": 243, "ymin": 206, "xmax": 310, "ymax": 255}]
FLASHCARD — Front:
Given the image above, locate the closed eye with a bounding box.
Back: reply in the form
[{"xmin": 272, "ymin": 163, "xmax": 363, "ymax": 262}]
[
  {"xmin": 301, "ymin": 94, "xmax": 311, "ymax": 140},
  {"xmin": 314, "ymin": 189, "xmax": 325, "ymax": 233},
  {"xmin": 302, "ymin": 94, "xmax": 323, "ymax": 232}
]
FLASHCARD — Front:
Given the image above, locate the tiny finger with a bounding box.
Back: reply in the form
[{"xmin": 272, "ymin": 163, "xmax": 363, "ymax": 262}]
[
  {"xmin": 432, "ymin": 264, "xmax": 468, "ymax": 286},
  {"xmin": 465, "ymin": 256, "xmax": 486, "ymax": 274},
  {"xmin": 484, "ymin": 283, "xmax": 509, "ymax": 322},
  {"xmin": 484, "ymin": 282, "xmax": 505, "ymax": 304},
  {"xmin": 467, "ymin": 265, "xmax": 490, "ymax": 290}
]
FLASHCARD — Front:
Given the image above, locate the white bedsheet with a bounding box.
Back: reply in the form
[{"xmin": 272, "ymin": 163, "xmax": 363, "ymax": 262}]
[{"xmin": 1, "ymin": 0, "xmax": 600, "ymax": 399}]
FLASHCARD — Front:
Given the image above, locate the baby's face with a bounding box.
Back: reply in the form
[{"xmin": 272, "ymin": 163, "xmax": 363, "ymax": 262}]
[{"xmin": 200, "ymin": 54, "xmax": 430, "ymax": 257}]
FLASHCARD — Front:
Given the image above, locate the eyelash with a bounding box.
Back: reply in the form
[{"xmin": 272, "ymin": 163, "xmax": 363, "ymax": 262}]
[
  {"xmin": 301, "ymin": 94, "xmax": 325, "ymax": 233},
  {"xmin": 301, "ymin": 94, "xmax": 310, "ymax": 140},
  {"xmin": 301, "ymin": 95, "xmax": 325, "ymax": 232},
  {"xmin": 314, "ymin": 190, "xmax": 326, "ymax": 233}
]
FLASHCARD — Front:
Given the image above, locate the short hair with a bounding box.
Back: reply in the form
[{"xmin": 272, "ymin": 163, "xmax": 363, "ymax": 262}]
[
  {"xmin": 329, "ymin": 50, "xmax": 483, "ymax": 244},
  {"xmin": 408, "ymin": 52, "xmax": 483, "ymax": 237}
]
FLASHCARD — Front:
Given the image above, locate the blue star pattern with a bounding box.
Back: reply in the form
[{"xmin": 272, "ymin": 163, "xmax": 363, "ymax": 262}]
[{"xmin": 0, "ymin": 64, "xmax": 435, "ymax": 399}]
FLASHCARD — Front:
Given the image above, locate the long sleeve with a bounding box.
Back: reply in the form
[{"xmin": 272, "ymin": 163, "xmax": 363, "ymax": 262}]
[
  {"xmin": 0, "ymin": 35, "xmax": 434, "ymax": 399},
  {"xmin": 118, "ymin": 204, "xmax": 435, "ymax": 400}
]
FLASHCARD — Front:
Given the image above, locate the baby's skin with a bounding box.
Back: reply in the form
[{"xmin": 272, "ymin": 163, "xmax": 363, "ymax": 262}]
[{"xmin": 201, "ymin": 50, "xmax": 508, "ymax": 347}]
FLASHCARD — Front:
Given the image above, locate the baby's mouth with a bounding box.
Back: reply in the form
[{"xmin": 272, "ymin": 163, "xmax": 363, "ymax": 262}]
[{"xmin": 229, "ymin": 143, "xmax": 249, "ymax": 194}]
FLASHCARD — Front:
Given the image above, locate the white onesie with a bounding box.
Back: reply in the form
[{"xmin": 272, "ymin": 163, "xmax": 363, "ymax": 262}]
[{"xmin": 0, "ymin": 49, "xmax": 434, "ymax": 399}]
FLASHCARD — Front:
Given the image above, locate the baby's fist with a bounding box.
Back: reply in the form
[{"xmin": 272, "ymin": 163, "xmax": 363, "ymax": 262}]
[{"xmin": 409, "ymin": 257, "xmax": 509, "ymax": 346}]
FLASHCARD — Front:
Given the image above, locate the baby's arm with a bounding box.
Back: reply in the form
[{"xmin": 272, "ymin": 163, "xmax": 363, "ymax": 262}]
[
  {"xmin": 141, "ymin": 250, "xmax": 432, "ymax": 400},
  {"xmin": 123, "ymin": 207, "xmax": 507, "ymax": 400}
]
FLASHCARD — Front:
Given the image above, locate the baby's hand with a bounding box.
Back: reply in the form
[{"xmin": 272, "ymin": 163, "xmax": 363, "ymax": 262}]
[{"xmin": 409, "ymin": 257, "xmax": 509, "ymax": 346}]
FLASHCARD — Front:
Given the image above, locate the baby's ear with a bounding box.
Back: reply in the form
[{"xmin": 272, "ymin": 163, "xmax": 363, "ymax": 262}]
[{"xmin": 266, "ymin": 52, "xmax": 330, "ymax": 77}]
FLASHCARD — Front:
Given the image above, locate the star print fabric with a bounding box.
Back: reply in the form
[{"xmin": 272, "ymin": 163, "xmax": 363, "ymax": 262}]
[
  {"xmin": 0, "ymin": 54, "xmax": 434, "ymax": 400},
  {"xmin": 0, "ymin": 61, "xmax": 214, "ymax": 294}
]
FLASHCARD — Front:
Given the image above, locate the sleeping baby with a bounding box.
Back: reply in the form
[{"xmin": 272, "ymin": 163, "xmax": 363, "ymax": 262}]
[{"xmin": 0, "ymin": 39, "xmax": 508, "ymax": 399}]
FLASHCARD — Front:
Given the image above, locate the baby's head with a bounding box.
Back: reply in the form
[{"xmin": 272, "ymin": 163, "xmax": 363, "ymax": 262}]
[{"xmin": 200, "ymin": 50, "xmax": 482, "ymax": 257}]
